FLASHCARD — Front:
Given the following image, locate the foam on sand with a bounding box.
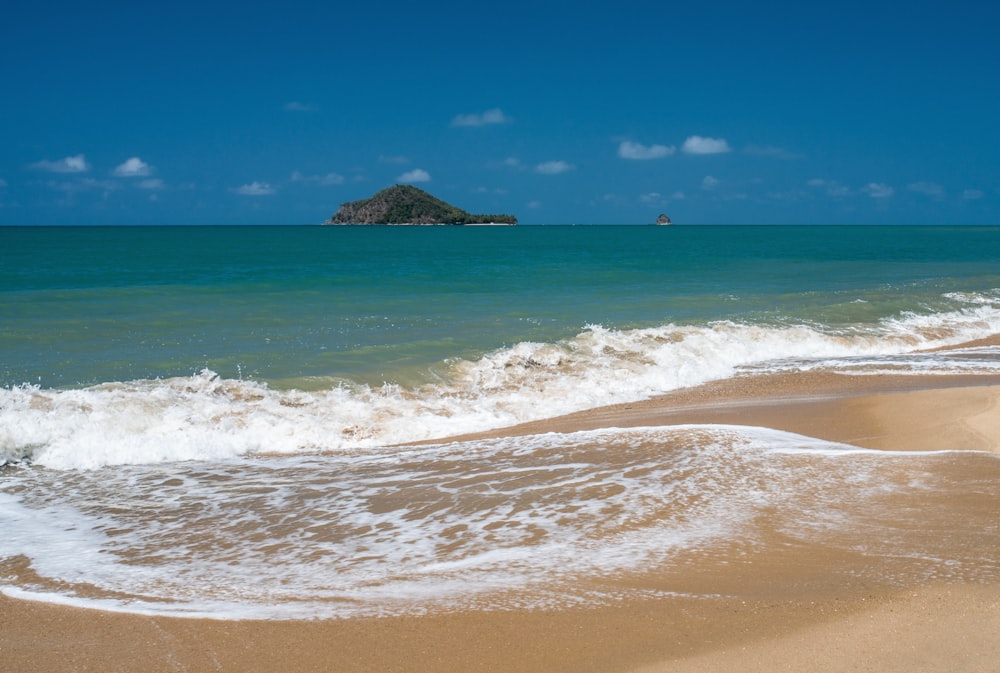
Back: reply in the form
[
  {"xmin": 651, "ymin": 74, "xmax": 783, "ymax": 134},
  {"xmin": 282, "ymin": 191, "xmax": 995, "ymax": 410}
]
[{"xmin": 2, "ymin": 424, "xmax": 997, "ymax": 619}]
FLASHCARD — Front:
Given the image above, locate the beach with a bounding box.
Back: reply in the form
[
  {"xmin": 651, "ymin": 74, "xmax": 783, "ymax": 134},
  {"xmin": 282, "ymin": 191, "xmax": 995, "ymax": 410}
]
[
  {"xmin": 4, "ymin": 369, "xmax": 999, "ymax": 673},
  {"xmin": 4, "ymin": 225, "xmax": 1000, "ymax": 671}
]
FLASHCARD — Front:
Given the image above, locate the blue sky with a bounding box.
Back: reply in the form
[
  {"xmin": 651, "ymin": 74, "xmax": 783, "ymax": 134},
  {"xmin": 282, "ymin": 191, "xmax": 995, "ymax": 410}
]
[{"xmin": 2, "ymin": 0, "xmax": 999, "ymax": 225}]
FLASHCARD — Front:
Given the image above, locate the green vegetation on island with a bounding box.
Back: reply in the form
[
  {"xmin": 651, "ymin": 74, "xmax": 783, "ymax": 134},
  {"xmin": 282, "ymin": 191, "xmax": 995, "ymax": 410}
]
[{"xmin": 326, "ymin": 185, "xmax": 517, "ymax": 225}]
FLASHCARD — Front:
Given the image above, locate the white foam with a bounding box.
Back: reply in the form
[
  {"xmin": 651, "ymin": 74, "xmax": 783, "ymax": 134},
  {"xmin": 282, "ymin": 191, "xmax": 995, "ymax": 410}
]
[
  {"xmin": 2, "ymin": 299, "xmax": 1000, "ymax": 470},
  {"xmin": 0, "ymin": 491, "xmax": 122, "ymax": 590},
  {"xmin": 3, "ymin": 425, "xmax": 995, "ymax": 619},
  {"xmin": 0, "ymin": 427, "xmax": 769, "ymax": 617}
]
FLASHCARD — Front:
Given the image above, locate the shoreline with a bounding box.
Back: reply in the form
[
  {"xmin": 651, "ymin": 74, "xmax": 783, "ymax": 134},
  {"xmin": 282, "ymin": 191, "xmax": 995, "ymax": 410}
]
[
  {"xmin": 426, "ymin": 370, "xmax": 1000, "ymax": 454},
  {"xmin": 3, "ymin": 371, "xmax": 1000, "ymax": 672}
]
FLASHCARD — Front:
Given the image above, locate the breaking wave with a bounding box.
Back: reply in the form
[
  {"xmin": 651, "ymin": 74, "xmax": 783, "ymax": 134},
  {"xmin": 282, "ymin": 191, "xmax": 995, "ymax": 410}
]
[{"xmin": 2, "ymin": 300, "xmax": 1000, "ymax": 470}]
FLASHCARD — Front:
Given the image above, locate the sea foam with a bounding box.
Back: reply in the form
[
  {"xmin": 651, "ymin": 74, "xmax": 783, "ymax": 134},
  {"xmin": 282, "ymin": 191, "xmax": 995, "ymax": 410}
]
[
  {"xmin": 2, "ymin": 301, "xmax": 1000, "ymax": 470},
  {"xmin": 0, "ymin": 427, "xmax": 891, "ymax": 618},
  {"xmin": 2, "ymin": 425, "xmax": 995, "ymax": 619}
]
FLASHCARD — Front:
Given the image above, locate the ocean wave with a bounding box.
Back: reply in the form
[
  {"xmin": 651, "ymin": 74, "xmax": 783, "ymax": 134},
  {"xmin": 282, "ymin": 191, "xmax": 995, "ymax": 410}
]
[{"xmin": 3, "ymin": 301, "xmax": 1000, "ymax": 470}]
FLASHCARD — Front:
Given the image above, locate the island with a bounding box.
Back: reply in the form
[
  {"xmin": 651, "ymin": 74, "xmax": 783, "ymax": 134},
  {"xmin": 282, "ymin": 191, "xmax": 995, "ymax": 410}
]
[{"xmin": 325, "ymin": 185, "xmax": 517, "ymax": 225}]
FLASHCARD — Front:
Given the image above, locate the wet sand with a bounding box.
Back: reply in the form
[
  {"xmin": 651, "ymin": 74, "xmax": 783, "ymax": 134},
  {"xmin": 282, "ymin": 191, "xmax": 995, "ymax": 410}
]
[
  {"xmin": 437, "ymin": 371, "xmax": 1000, "ymax": 455},
  {"xmin": 3, "ymin": 371, "xmax": 1000, "ymax": 673}
]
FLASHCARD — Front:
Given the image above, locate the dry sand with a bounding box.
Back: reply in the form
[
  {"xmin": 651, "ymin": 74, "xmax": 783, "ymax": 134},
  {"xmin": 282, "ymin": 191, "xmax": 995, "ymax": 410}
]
[{"xmin": 3, "ymin": 372, "xmax": 999, "ymax": 673}]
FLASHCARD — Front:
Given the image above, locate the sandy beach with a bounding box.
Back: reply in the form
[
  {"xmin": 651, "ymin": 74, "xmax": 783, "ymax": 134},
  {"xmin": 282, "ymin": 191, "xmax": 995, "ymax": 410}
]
[{"xmin": 3, "ymin": 371, "xmax": 1000, "ymax": 673}]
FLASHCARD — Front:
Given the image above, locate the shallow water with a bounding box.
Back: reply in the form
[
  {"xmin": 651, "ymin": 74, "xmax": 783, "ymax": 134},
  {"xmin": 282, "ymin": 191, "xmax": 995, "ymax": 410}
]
[
  {"xmin": 3, "ymin": 225, "xmax": 1000, "ymax": 618},
  {"xmin": 3, "ymin": 425, "xmax": 998, "ymax": 619}
]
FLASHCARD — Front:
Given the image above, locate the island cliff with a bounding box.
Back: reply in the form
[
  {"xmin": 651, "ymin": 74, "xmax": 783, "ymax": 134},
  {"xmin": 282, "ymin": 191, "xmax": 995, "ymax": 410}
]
[{"xmin": 326, "ymin": 185, "xmax": 517, "ymax": 225}]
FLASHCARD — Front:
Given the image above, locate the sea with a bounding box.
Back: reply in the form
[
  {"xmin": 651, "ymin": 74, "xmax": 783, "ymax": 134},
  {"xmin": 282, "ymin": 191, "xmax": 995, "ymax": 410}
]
[{"xmin": 2, "ymin": 224, "xmax": 1000, "ymax": 619}]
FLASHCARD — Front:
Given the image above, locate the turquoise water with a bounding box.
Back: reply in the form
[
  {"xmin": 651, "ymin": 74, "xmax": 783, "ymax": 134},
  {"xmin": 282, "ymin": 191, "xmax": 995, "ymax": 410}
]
[
  {"xmin": 4, "ymin": 225, "xmax": 1000, "ymax": 389},
  {"xmin": 2, "ymin": 224, "xmax": 1000, "ymax": 619}
]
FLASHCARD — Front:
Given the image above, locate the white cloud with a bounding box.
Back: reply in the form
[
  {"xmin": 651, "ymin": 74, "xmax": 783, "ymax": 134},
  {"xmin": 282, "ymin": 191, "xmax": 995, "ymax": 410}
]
[
  {"xmin": 863, "ymin": 182, "xmax": 894, "ymax": 199},
  {"xmin": 807, "ymin": 178, "xmax": 851, "ymax": 197},
  {"xmin": 962, "ymin": 189, "xmax": 985, "ymax": 200},
  {"xmin": 498, "ymin": 157, "xmax": 523, "ymax": 169},
  {"xmin": 640, "ymin": 190, "xmax": 684, "ymax": 204},
  {"xmin": 284, "ymin": 101, "xmax": 317, "ymax": 112},
  {"xmin": 138, "ymin": 178, "xmax": 166, "ymax": 190},
  {"xmin": 233, "ymin": 181, "xmax": 276, "ymax": 196},
  {"xmin": 701, "ymin": 175, "xmax": 719, "ymax": 190},
  {"xmin": 47, "ymin": 178, "xmax": 118, "ymax": 195},
  {"xmin": 31, "ymin": 154, "xmax": 89, "ymax": 173},
  {"xmin": 767, "ymin": 189, "xmax": 807, "ymax": 202},
  {"xmin": 535, "ymin": 160, "xmax": 575, "ymax": 175},
  {"xmin": 908, "ymin": 181, "xmax": 944, "ymax": 198},
  {"xmin": 618, "ymin": 141, "xmax": 675, "ymax": 160},
  {"xmin": 113, "ymin": 157, "xmax": 152, "ymax": 177},
  {"xmin": 682, "ymin": 136, "xmax": 731, "ymax": 155},
  {"xmin": 398, "ymin": 168, "xmax": 431, "ymax": 183},
  {"xmin": 451, "ymin": 108, "xmax": 511, "ymax": 127},
  {"xmin": 318, "ymin": 173, "xmax": 345, "ymax": 185},
  {"xmin": 291, "ymin": 171, "xmax": 345, "ymax": 186}
]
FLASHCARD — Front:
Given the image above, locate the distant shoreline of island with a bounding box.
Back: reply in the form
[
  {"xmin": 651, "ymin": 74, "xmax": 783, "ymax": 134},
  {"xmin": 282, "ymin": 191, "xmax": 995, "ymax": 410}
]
[{"xmin": 325, "ymin": 185, "xmax": 517, "ymax": 226}]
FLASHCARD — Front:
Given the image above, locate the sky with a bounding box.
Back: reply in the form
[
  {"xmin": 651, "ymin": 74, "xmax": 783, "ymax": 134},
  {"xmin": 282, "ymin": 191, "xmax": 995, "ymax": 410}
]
[{"xmin": 2, "ymin": 0, "xmax": 999, "ymax": 225}]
